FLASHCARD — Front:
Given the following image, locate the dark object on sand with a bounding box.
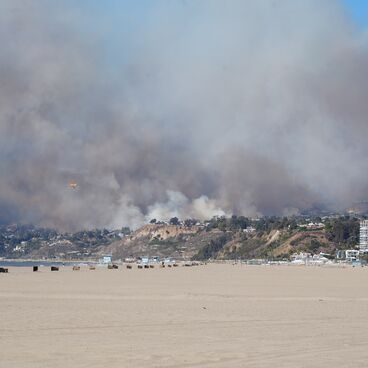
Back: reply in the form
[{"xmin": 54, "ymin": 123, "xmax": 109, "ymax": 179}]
[
  {"xmin": 0, "ymin": 267, "xmax": 8, "ymax": 273},
  {"xmin": 51, "ymin": 266, "xmax": 59, "ymax": 271},
  {"xmin": 33, "ymin": 266, "xmax": 38, "ymax": 272}
]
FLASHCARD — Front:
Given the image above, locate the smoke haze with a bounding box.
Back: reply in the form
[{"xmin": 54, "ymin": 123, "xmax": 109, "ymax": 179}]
[{"xmin": 1, "ymin": 0, "xmax": 368, "ymax": 230}]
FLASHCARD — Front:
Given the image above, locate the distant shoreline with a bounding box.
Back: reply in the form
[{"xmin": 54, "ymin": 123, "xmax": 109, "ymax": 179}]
[
  {"xmin": 0, "ymin": 259, "xmax": 98, "ymax": 267},
  {"xmin": 0, "ymin": 257, "xmax": 97, "ymax": 262}
]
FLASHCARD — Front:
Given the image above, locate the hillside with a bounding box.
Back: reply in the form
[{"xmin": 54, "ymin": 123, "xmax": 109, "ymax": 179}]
[
  {"xmin": 0, "ymin": 216, "xmax": 360, "ymax": 261},
  {"xmin": 106, "ymin": 224, "xmax": 225, "ymax": 260},
  {"xmin": 107, "ymin": 216, "xmax": 360, "ymax": 261},
  {"xmin": 105, "ymin": 225, "xmax": 332, "ymax": 261}
]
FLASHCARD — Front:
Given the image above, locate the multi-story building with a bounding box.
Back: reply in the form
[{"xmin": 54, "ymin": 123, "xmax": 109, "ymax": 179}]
[{"xmin": 359, "ymin": 220, "xmax": 368, "ymax": 251}]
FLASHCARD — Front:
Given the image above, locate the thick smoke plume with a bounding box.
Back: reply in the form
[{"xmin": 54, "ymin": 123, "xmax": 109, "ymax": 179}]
[{"xmin": 1, "ymin": 0, "xmax": 368, "ymax": 230}]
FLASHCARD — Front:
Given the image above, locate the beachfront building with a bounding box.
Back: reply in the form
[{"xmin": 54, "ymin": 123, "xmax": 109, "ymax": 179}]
[
  {"xmin": 290, "ymin": 252, "xmax": 311, "ymax": 265},
  {"xmin": 345, "ymin": 249, "xmax": 360, "ymax": 262},
  {"xmin": 290, "ymin": 252, "xmax": 330, "ymax": 265},
  {"xmin": 100, "ymin": 255, "xmax": 112, "ymax": 264},
  {"xmin": 359, "ymin": 220, "xmax": 368, "ymax": 251},
  {"xmin": 135, "ymin": 256, "xmax": 150, "ymax": 265}
]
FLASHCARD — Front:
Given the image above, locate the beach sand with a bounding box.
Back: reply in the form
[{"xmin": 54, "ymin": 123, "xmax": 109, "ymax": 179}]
[{"xmin": 1, "ymin": 264, "xmax": 368, "ymax": 367}]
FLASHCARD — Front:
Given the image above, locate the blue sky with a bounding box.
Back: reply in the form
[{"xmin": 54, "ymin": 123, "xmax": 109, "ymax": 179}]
[
  {"xmin": 344, "ymin": 0, "xmax": 368, "ymax": 27},
  {"xmin": 61, "ymin": 1, "xmax": 368, "ymax": 26},
  {"xmin": 63, "ymin": 1, "xmax": 368, "ymax": 31}
]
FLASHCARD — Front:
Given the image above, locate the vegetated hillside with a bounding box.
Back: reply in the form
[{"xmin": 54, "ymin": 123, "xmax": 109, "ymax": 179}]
[
  {"xmin": 0, "ymin": 224, "xmax": 125, "ymax": 259},
  {"xmin": 0, "ymin": 216, "xmax": 361, "ymax": 261},
  {"xmin": 191, "ymin": 216, "xmax": 360, "ymax": 260},
  {"xmin": 107, "ymin": 216, "xmax": 360, "ymax": 261},
  {"xmin": 106, "ymin": 224, "xmax": 225, "ymax": 260}
]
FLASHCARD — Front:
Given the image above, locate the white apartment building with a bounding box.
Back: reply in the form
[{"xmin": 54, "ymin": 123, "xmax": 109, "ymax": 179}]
[{"xmin": 359, "ymin": 220, "xmax": 368, "ymax": 251}]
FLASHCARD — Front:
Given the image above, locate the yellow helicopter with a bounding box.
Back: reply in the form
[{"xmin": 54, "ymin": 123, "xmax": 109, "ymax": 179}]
[{"xmin": 68, "ymin": 180, "xmax": 78, "ymax": 189}]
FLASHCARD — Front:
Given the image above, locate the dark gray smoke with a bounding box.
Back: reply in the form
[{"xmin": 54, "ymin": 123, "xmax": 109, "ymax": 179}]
[{"xmin": 1, "ymin": 0, "xmax": 368, "ymax": 230}]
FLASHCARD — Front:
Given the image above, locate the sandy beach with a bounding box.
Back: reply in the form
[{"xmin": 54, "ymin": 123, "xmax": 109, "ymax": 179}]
[{"xmin": 1, "ymin": 264, "xmax": 368, "ymax": 367}]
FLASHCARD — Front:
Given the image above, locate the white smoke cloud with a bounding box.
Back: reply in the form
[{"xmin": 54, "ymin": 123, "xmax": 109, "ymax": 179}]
[
  {"xmin": 144, "ymin": 190, "xmax": 228, "ymax": 224},
  {"xmin": 109, "ymin": 195, "xmax": 145, "ymax": 230}
]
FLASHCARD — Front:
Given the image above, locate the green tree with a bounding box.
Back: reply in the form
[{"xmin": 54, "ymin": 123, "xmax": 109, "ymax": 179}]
[{"xmin": 169, "ymin": 217, "xmax": 180, "ymax": 226}]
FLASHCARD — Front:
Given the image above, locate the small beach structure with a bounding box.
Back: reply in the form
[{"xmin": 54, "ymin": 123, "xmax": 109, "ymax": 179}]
[
  {"xmin": 140, "ymin": 256, "xmax": 149, "ymax": 264},
  {"xmin": 100, "ymin": 255, "xmax": 113, "ymax": 264}
]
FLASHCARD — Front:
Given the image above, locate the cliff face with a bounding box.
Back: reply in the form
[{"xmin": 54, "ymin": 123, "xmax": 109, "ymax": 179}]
[
  {"xmin": 193, "ymin": 228, "xmax": 337, "ymax": 261},
  {"xmin": 106, "ymin": 224, "xmax": 224, "ymax": 260},
  {"xmin": 127, "ymin": 224, "xmax": 200, "ymax": 241},
  {"xmin": 106, "ymin": 223, "xmax": 340, "ymax": 262}
]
